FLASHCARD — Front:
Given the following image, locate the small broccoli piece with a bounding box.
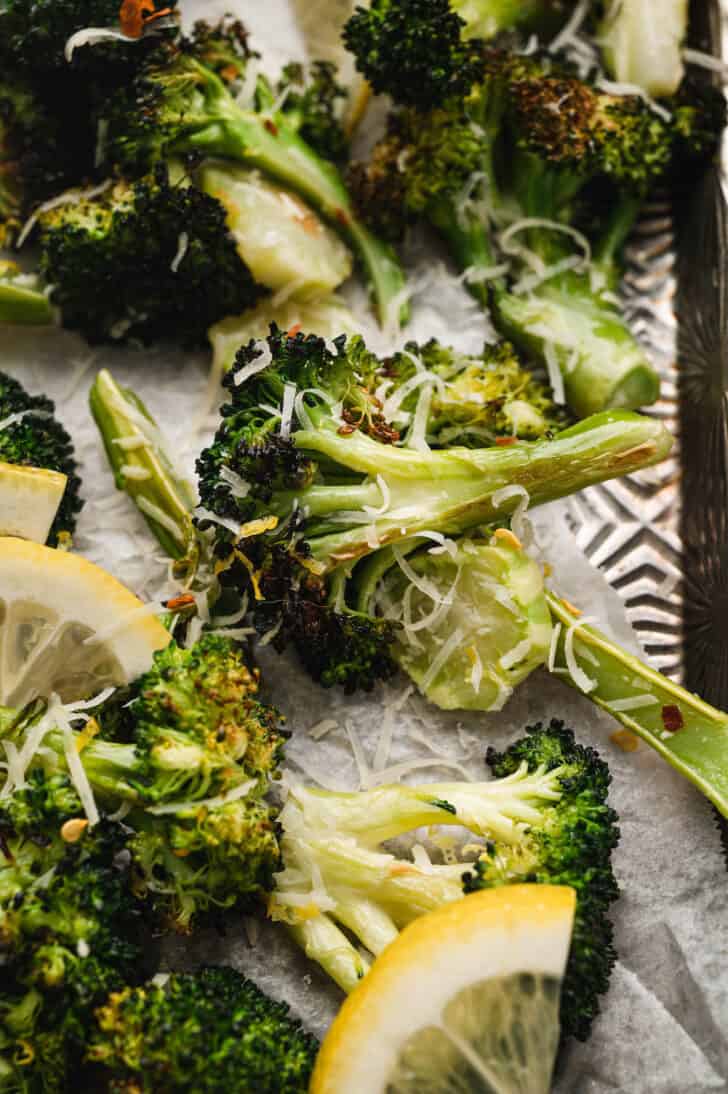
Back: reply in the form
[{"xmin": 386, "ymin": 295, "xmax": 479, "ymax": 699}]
[
  {"xmin": 0, "ymin": 0, "xmax": 179, "ymax": 75},
  {"xmin": 0, "ymin": 369, "xmax": 83, "ymax": 545},
  {"xmin": 196, "ymin": 328, "xmax": 670, "ymax": 690},
  {"xmin": 0, "ymin": 796, "xmax": 147, "ymax": 1091},
  {"xmin": 86, "ymin": 966, "xmax": 318, "ymax": 1093},
  {"xmin": 0, "ymin": 261, "xmax": 54, "ymax": 325},
  {"xmin": 37, "ymin": 166, "xmax": 264, "ymax": 347},
  {"xmin": 96, "ymin": 20, "xmax": 407, "ymax": 326},
  {"xmin": 343, "ymin": 0, "xmax": 483, "ymax": 110},
  {"xmin": 463, "ymin": 721, "xmax": 620, "ymax": 1042},
  {"xmin": 596, "ymin": 0, "xmax": 688, "ymax": 97},
  {"xmin": 277, "ymin": 61, "xmax": 349, "ymax": 164},
  {"xmin": 271, "ymin": 720, "xmax": 619, "ymax": 1047},
  {"xmin": 0, "ymin": 637, "xmax": 285, "ymax": 932}
]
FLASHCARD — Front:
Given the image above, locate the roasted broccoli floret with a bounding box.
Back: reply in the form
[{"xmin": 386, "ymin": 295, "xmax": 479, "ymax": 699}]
[
  {"xmin": 194, "ymin": 328, "xmax": 669, "ymax": 691},
  {"xmin": 0, "ymin": 637, "xmax": 285, "ymax": 931},
  {"xmin": 85, "ymin": 966, "xmax": 318, "ymax": 1092},
  {"xmin": 276, "ymin": 60, "xmax": 350, "ymax": 164},
  {"xmin": 0, "ymin": 369, "xmax": 83, "ymax": 545},
  {"xmin": 0, "ymin": 0, "xmax": 179, "ymax": 75},
  {"xmin": 349, "ymin": 42, "xmax": 724, "ymax": 415},
  {"xmin": 36, "ymin": 166, "xmax": 264, "ymax": 346},
  {"xmin": 95, "ymin": 19, "xmax": 407, "ymax": 326},
  {"xmin": 270, "ymin": 720, "xmax": 619, "ymax": 1044},
  {"xmin": 0, "ymin": 793, "xmax": 147, "ymax": 1092}
]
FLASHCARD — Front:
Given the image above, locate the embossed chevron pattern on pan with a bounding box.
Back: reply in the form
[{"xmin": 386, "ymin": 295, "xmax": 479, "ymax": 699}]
[{"xmin": 569, "ymin": 199, "xmax": 683, "ymax": 680}]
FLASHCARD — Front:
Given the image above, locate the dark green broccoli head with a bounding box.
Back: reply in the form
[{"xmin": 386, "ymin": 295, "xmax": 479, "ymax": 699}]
[
  {"xmin": 0, "ymin": 0, "xmax": 179, "ymax": 74},
  {"xmin": 0, "ymin": 807, "xmax": 148, "ymax": 1090},
  {"xmin": 277, "ymin": 60, "xmax": 349, "ymax": 164},
  {"xmin": 37, "ymin": 166, "xmax": 263, "ymax": 347},
  {"xmin": 463, "ymin": 719, "xmax": 620, "ymax": 1042},
  {"xmin": 343, "ymin": 0, "xmax": 482, "ymax": 109},
  {"xmin": 0, "ymin": 370, "xmax": 83, "ymax": 544},
  {"xmin": 186, "ymin": 15, "xmax": 253, "ymax": 86},
  {"xmin": 130, "ymin": 635, "xmax": 286, "ymax": 794},
  {"xmin": 349, "ymin": 104, "xmax": 483, "ymax": 241},
  {"xmin": 87, "ymin": 966, "xmax": 318, "ymax": 1092}
]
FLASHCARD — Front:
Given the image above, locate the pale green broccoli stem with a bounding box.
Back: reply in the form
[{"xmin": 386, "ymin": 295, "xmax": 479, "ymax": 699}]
[
  {"xmin": 90, "ymin": 369, "xmax": 197, "ymax": 562},
  {"xmin": 183, "ymin": 61, "xmax": 408, "ymax": 328},
  {"xmin": 292, "ymin": 410, "xmax": 672, "ymax": 568},
  {"xmin": 598, "ymin": 0, "xmax": 688, "ymax": 97},
  {"xmin": 288, "ymin": 915, "xmax": 371, "ymax": 994},
  {"xmin": 547, "ymin": 593, "xmax": 728, "ymax": 817},
  {"xmin": 0, "ymin": 274, "xmax": 54, "ymax": 325}
]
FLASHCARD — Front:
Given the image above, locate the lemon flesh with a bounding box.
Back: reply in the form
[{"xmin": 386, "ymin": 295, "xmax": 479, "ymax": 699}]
[
  {"xmin": 312, "ymin": 885, "xmax": 575, "ymax": 1094},
  {"xmin": 0, "ymin": 537, "xmax": 170, "ymax": 706},
  {"xmin": 0, "ymin": 462, "xmax": 67, "ymax": 544}
]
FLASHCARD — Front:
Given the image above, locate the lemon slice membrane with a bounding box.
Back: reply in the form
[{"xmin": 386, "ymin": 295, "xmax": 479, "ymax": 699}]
[
  {"xmin": 312, "ymin": 886, "xmax": 576, "ymax": 1094},
  {"xmin": 0, "ymin": 537, "xmax": 170, "ymax": 706}
]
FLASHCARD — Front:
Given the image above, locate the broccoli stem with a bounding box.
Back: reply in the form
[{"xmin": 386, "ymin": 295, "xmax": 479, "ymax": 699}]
[
  {"xmin": 89, "ymin": 369, "xmax": 198, "ymax": 562},
  {"xmin": 288, "ymin": 914, "xmax": 371, "ymax": 993},
  {"xmin": 0, "ymin": 275, "xmax": 54, "ymax": 325},
  {"xmin": 547, "ymin": 593, "xmax": 728, "ymax": 817},
  {"xmin": 295, "ymin": 410, "xmax": 672, "ymax": 566},
  {"xmin": 182, "ymin": 62, "xmax": 408, "ymax": 327}
]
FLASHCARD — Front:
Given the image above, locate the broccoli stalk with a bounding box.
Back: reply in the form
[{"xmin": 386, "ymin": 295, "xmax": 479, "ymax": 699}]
[
  {"xmin": 0, "ymin": 265, "xmax": 54, "ymax": 325},
  {"xmin": 597, "ymin": 0, "xmax": 689, "ymax": 97},
  {"xmin": 89, "ymin": 369, "xmax": 198, "ymax": 562},
  {"xmin": 271, "ymin": 721, "xmax": 619, "ymax": 1043},
  {"xmin": 100, "ymin": 26, "xmax": 407, "ymax": 326},
  {"xmin": 546, "ymin": 593, "xmax": 728, "ymax": 816}
]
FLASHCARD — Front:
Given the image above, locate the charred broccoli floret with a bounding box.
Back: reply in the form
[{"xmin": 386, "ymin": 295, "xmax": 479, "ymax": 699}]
[
  {"xmin": 195, "ymin": 328, "xmax": 669, "ymax": 691},
  {"xmin": 94, "ymin": 20, "xmax": 406, "ymax": 326},
  {"xmin": 37, "ymin": 166, "xmax": 264, "ymax": 346},
  {"xmin": 271, "ymin": 720, "xmax": 619, "ymax": 1045},
  {"xmin": 349, "ymin": 42, "xmax": 724, "ymax": 415},
  {"xmin": 0, "ymin": 797, "xmax": 147, "ymax": 1092},
  {"xmin": 0, "ymin": 369, "xmax": 83, "ymax": 545},
  {"xmin": 86, "ymin": 966, "xmax": 318, "ymax": 1093},
  {"xmin": 463, "ymin": 721, "xmax": 620, "ymax": 1042},
  {"xmin": 276, "ymin": 60, "xmax": 349, "ymax": 164}
]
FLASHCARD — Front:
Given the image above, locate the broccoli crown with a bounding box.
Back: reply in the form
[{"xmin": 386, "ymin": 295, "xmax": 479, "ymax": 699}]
[
  {"xmin": 185, "ymin": 15, "xmax": 254, "ymax": 86},
  {"xmin": 343, "ymin": 0, "xmax": 482, "ymax": 109},
  {"xmin": 276, "ymin": 60, "xmax": 349, "ymax": 164},
  {"xmin": 128, "ymin": 634, "xmax": 286, "ymax": 795},
  {"xmin": 0, "ymin": 370, "xmax": 83, "ymax": 545},
  {"xmin": 38, "ymin": 167, "xmax": 263, "ymax": 347},
  {"xmin": 0, "ymin": 0, "xmax": 179, "ymax": 74},
  {"xmin": 87, "ymin": 966, "xmax": 318, "ymax": 1093},
  {"xmin": 0, "ymin": 803, "xmax": 147, "ymax": 1091},
  {"xmin": 463, "ymin": 719, "xmax": 620, "ymax": 1041}
]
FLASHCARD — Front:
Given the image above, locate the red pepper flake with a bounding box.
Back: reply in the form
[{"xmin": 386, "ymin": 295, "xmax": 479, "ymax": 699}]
[
  {"xmin": 334, "ymin": 208, "xmax": 350, "ymax": 228},
  {"xmin": 165, "ymin": 593, "xmax": 195, "ymax": 611},
  {"xmin": 337, "ymin": 424, "xmax": 357, "ymax": 436},
  {"xmin": 286, "ymin": 324, "xmax": 302, "ymax": 338},
  {"xmin": 661, "ymin": 704, "xmax": 684, "ymax": 733},
  {"xmin": 264, "ymin": 119, "xmax": 279, "ymax": 137},
  {"xmin": 495, "ymin": 435, "xmax": 517, "ymax": 446},
  {"xmin": 119, "ymin": 0, "xmax": 173, "ymax": 38}
]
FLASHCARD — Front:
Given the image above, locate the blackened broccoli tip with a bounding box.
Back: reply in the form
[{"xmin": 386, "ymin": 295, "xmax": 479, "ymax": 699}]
[
  {"xmin": 86, "ymin": 967, "xmax": 318, "ymax": 1093},
  {"xmin": 0, "ymin": 0, "xmax": 180, "ymax": 74},
  {"xmin": 37, "ymin": 168, "xmax": 264, "ymax": 347},
  {"xmin": 0, "ymin": 369, "xmax": 83, "ymax": 544},
  {"xmin": 343, "ymin": 0, "xmax": 483, "ymax": 109},
  {"xmin": 464, "ymin": 719, "xmax": 620, "ymax": 1042},
  {"xmin": 0, "ymin": 805, "xmax": 147, "ymax": 1091}
]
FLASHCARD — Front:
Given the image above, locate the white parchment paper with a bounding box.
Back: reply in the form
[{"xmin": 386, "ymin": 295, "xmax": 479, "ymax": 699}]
[{"xmin": 1, "ymin": 2, "xmax": 727, "ymax": 1089}]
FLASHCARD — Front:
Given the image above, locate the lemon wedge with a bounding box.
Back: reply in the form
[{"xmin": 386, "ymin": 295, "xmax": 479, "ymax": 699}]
[
  {"xmin": 0, "ymin": 461, "xmax": 67, "ymax": 543},
  {"xmin": 311, "ymin": 885, "xmax": 576, "ymax": 1094},
  {"xmin": 0, "ymin": 537, "xmax": 170, "ymax": 706}
]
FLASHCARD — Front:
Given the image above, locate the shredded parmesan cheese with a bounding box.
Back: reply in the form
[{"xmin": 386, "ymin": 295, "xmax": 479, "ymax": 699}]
[
  {"xmin": 170, "ymin": 231, "xmax": 189, "ymax": 273},
  {"xmin": 608, "ymin": 694, "xmax": 659, "ymax": 712},
  {"xmin": 234, "ymin": 341, "xmax": 272, "ymax": 385},
  {"xmin": 563, "ymin": 616, "xmax": 599, "ymax": 693}
]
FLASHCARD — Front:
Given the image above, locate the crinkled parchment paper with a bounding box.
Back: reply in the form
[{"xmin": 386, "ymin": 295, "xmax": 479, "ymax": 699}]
[{"xmin": 1, "ymin": 2, "xmax": 727, "ymax": 1089}]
